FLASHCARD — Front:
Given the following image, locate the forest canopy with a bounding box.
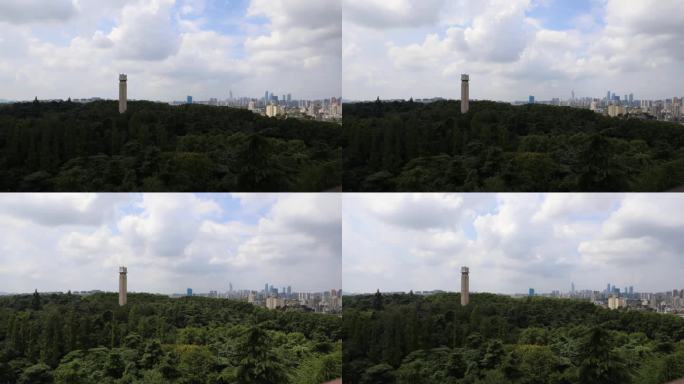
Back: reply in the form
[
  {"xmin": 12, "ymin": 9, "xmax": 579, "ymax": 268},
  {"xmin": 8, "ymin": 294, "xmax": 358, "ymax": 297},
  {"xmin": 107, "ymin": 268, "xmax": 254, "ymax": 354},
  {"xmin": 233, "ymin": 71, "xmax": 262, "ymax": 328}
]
[
  {"xmin": 343, "ymin": 292, "xmax": 684, "ymax": 384},
  {"xmin": 0, "ymin": 291, "xmax": 341, "ymax": 384},
  {"xmin": 343, "ymin": 100, "xmax": 684, "ymax": 192},
  {"xmin": 0, "ymin": 100, "xmax": 341, "ymax": 192}
]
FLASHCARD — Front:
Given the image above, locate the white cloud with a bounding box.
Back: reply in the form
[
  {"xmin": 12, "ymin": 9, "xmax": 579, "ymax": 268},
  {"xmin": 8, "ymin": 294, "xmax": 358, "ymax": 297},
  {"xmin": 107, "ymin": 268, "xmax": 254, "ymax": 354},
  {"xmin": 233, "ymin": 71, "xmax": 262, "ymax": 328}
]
[
  {"xmin": 343, "ymin": 0, "xmax": 684, "ymax": 101},
  {"xmin": 343, "ymin": 193, "xmax": 684, "ymax": 294},
  {"xmin": 0, "ymin": 0, "xmax": 77, "ymax": 24},
  {"xmin": 0, "ymin": 0, "xmax": 340, "ymax": 101},
  {"xmin": 0, "ymin": 193, "xmax": 341, "ymax": 294}
]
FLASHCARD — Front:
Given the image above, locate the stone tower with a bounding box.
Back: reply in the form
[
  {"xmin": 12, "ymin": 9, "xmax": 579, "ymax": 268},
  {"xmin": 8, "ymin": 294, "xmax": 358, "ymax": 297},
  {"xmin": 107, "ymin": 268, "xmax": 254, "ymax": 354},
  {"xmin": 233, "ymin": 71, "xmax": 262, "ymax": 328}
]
[
  {"xmin": 119, "ymin": 266, "xmax": 127, "ymax": 306},
  {"xmin": 461, "ymin": 266, "xmax": 469, "ymax": 306},
  {"xmin": 119, "ymin": 74, "xmax": 127, "ymax": 114},
  {"xmin": 461, "ymin": 74, "xmax": 469, "ymax": 114}
]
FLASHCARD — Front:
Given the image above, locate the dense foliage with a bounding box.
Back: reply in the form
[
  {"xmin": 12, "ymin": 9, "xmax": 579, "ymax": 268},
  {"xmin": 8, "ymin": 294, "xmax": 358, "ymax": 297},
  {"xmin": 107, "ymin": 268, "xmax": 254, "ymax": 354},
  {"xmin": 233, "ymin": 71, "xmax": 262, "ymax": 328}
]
[
  {"xmin": 0, "ymin": 100, "xmax": 341, "ymax": 191},
  {"xmin": 343, "ymin": 292, "xmax": 684, "ymax": 384},
  {"xmin": 343, "ymin": 100, "xmax": 684, "ymax": 191},
  {"xmin": 0, "ymin": 291, "xmax": 341, "ymax": 384}
]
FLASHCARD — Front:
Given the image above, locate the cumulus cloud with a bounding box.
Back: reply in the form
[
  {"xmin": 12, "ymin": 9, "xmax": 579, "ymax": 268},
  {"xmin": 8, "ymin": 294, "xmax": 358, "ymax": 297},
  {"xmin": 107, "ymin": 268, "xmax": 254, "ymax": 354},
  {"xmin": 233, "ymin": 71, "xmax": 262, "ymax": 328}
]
[
  {"xmin": 343, "ymin": 0, "xmax": 684, "ymax": 101},
  {"xmin": 0, "ymin": 0, "xmax": 340, "ymax": 101},
  {"xmin": 0, "ymin": 193, "xmax": 341, "ymax": 294},
  {"xmin": 343, "ymin": 193, "xmax": 684, "ymax": 294},
  {"xmin": 343, "ymin": 0, "xmax": 445, "ymax": 29},
  {"xmin": 0, "ymin": 0, "xmax": 77, "ymax": 24}
]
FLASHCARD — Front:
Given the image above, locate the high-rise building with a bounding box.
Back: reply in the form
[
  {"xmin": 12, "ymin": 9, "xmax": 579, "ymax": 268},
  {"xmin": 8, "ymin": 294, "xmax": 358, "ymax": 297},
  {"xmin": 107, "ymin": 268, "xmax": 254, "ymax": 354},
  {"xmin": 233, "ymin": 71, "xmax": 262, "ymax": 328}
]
[
  {"xmin": 529, "ymin": 288, "xmax": 535, "ymax": 296},
  {"xmin": 608, "ymin": 296, "xmax": 625, "ymax": 310},
  {"xmin": 118, "ymin": 74, "xmax": 127, "ymax": 114},
  {"xmin": 461, "ymin": 74, "xmax": 469, "ymax": 114},
  {"xmin": 528, "ymin": 95, "xmax": 535, "ymax": 104},
  {"xmin": 229, "ymin": 282, "xmax": 233, "ymax": 293},
  {"xmin": 571, "ymin": 282, "xmax": 575, "ymax": 294},
  {"xmin": 118, "ymin": 266, "xmax": 127, "ymax": 306},
  {"xmin": 606, "ymin": 91, "xmax": 611, "ymax": 101},
  {"xmin": 629, "ymin": 286, "xmax": 634, "ymax": 295},
  {"xmin": 287, "ymin": 286, "xmax": 292, "ymax": 296},
  {"xmin": 264, "ymin": 91, "xmax": 269, "ymax": 103},
  {"xmin": 187, "ymin": 288, "xmax": 193, "ymax": 296},
  {"xmin": 264, "ymin": 283, "xmax": 269, "ymax": 293},
  {"xmin": 187, "ymin": 96, "xmax": 193, "ymax": 104},
  {"xmin": 461, "ymin": 266, "xmax": 469, "ymax": 306}
]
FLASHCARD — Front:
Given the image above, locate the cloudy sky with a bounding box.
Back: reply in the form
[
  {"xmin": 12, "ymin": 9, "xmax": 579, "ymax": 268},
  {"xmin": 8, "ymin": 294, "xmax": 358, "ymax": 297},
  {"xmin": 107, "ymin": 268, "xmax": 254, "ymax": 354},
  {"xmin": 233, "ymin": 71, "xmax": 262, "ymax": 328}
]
[
  {"xmin": 0, "ymin": 0, "xmax": 341, "ymax": 101},
  {"xmin": 0, "ymin": 193, "xmax": 341, "ymax": 294},
  {"xmin": 343, "ymin": 193, "xmax": 684, "ymax": 294},
  {"xmin": 343, "ymin": 0, "xmax": 684, "ymax": 101}
]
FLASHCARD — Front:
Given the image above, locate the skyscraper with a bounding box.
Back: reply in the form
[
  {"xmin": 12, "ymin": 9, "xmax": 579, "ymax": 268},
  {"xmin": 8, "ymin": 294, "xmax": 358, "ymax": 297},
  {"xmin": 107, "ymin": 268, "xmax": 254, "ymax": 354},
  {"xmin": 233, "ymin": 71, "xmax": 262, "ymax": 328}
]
[
  {"xmin": 461, "ymin": 266, "xmax": 469, "ymax": 306},
  {"xmin": 265, "ymin": 283, "xmax": 269, "ymax": 294},
  {"xmin": 118, "ymin": 74, "xmax": 127, "ymax": 114},
  {"xmin": 571, "ymin": 282, "xmax": 575, "ymax": 294},
  {"xmin": 187, "ymin": 288, "xmax": 193, "ymax": 296},
  {"xmin": 187, "ymin": 96, "xmax": 193, "ymax": 104},
  {"xmin": 528, "ymin": 95, "xmax": 535, "ymax": 104},
  {"xmin": 529, "ymin": 288, "xmax": 535, "ymax": 296},
  {"xmin": 118, "ymin": 266, "xmax": 127, "ymax": 306},
  {"xmin": 461, "ymin": 74, "xmax": 469, "ymax": 114}
]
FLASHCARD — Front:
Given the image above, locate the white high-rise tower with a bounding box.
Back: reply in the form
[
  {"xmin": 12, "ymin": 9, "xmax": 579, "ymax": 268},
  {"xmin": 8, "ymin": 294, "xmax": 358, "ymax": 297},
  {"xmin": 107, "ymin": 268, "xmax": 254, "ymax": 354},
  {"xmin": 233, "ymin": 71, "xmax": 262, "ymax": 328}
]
[
  {"xmin": 119, "ymin": 266, "xmax": 127, "ymax": 306},
  {"xmin": 119, "ymin": 74, "xmax": 127, "ymax": 114},
  {"xmin": 461, "ymin": 74, "xmax": 469, "ymax": 114},
  {"xmin": 461, "ymin": 266, "xmax": 469, "ymax": 306}
]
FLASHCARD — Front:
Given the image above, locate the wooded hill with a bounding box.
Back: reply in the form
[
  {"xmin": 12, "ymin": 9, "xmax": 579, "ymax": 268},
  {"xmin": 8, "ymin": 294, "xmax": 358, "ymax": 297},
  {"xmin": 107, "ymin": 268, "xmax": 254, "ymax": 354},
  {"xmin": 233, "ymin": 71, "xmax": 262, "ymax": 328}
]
[
  {"xmin": 0, "ymin": 291, "xmax": 341, "ymax": 383},
  {"xmin": 343, "ymin": 100, "xmax": 684, "ymax": 191},
  {"xmin": 343, "ymin": 292, "xmax": 684, "ymax": 384},
  {"xmin": 0, "ymin": 100, "xmax": 341, "ymax": 191}
]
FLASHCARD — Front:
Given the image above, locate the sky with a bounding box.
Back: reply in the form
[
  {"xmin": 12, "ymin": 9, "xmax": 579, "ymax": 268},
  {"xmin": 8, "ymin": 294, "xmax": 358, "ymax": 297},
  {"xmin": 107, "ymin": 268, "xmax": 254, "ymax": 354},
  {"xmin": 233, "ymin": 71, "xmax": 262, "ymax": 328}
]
[
  {"xmin": 0, "ymin": 0, "xmax": 341, "ymax": 101},
  {"xmin": 0, "ymin": 193, "xmax": 341, "ymax": 294},
  {"xmin": 343, "ymin": 193, "xmax": 684, "ymax": 294},
  {"xmin": 343, "ymin": 0, "xmax": 684, "ymax": 101}
]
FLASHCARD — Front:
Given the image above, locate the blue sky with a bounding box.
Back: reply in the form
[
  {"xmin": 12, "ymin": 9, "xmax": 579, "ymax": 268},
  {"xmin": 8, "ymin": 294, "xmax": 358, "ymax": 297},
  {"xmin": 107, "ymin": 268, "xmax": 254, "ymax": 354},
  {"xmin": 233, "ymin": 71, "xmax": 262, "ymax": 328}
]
[
  {"xmin": 343, "ymin": 193, "xmax": 684, "ymax": 294},
  {"xmin": 0, "ymin": 0, "xmax": 341, "ymax": 101},
  {"xmin": 343, "ymin": 0, "xmax": 683, "ymax": 101},
  {"xmin": 0, "ymin": 193, "xmax": 341, "ymax": 294}
]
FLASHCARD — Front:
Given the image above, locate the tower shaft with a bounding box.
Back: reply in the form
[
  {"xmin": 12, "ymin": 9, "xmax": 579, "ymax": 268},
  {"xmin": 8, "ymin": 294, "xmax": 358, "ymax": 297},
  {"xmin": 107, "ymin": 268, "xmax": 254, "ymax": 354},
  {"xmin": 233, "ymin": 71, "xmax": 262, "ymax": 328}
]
[
  {"xmin": 119, "ymin": 74, "xmax": 127, "ymax": 114},
  {"xmin": 461, "ymin": 74, "xmax": 469, "ymax": 114},
  {"xmin": 119, "ymin": 266, "xmax": 127, "ymax": 306},
  {"xmin": 461, "ymin": 266, "xmax": 469, "ymax": 306}
]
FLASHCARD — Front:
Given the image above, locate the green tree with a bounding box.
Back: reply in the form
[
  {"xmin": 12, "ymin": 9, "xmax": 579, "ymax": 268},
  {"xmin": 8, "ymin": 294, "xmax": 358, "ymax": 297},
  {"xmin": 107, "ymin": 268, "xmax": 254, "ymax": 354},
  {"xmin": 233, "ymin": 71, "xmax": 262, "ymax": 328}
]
[
  {"xmin": 234, "ymin": 325, "xmax": 290, "ymax": 384},
  {"xmin": 578, "ymin": 327, "xmax": 631, "ymax": 384},
  {"xmin": 18, "ymin": 363, "xmax": 53, "ymax": 384}
]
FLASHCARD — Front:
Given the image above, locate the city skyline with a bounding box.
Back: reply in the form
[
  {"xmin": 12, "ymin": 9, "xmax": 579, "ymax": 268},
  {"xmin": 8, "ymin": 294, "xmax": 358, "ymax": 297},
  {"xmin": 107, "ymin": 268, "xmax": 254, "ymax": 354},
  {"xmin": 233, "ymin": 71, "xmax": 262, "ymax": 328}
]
[
  {"xmin": 0, "ymin": 193, "xmax": 341, "ymax": 294},
  {"xmin": 342, "ymin": 193, "xmax": 684, "ymax": 294},
  {"xmin": 343, "ymin": 0, "xmax": 684, "ymax": 101},
  {"xmin": 0, "ymin": 0, "xmax": 341, "ymax": 101}
]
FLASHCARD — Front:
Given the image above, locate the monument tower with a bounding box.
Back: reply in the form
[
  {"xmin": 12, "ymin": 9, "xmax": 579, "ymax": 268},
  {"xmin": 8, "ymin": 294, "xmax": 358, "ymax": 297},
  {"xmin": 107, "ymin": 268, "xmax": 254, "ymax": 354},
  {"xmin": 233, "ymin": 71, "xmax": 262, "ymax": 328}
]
[
  {"xmin": 461, "ymin": 266, "xmax": 469, "ymax": 306},
  {"xmin": 461, "ymin": 74, "xmax": 469, "ymax": 114},
  {"xmin": 119, "ymin": 74, "xmax": 127, "ymax": 114},
  {"xmin": 119, "ymin": 266, "xmax": 127, "ymax": 306}
]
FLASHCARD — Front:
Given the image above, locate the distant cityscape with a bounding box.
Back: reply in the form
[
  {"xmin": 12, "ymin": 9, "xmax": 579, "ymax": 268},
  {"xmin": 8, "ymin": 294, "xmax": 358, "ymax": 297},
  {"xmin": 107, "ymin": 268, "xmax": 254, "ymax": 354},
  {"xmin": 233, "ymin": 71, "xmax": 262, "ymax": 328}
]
[
  {"xmin": 516, "ymin": 90, "xmax": 684, "ymax": 123},
  {"xmin": 169, "ymin": 90, "xmax": 342, "ymax": 123},
  {"xmin": 169, "ymin": 282, "xmax": 342, "ymax": 314}
]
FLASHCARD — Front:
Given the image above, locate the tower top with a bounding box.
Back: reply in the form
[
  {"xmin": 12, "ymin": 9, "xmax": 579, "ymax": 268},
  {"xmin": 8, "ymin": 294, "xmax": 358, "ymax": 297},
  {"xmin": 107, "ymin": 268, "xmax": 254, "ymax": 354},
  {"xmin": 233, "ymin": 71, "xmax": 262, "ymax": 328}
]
[
  {"xmin": 461, "ymin": 266, "xmax": 469, "ymax": 273},
  {"xmin": 461, "ymin": 74, "xmax": 469, "ymax": 81},
  {"xmin": 119, "ymin": 266, "xmax": 127, "ymax": 273},
  {"xmin": 119, "ymin": 74, "xmax": 127, "ymax": 81}
]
